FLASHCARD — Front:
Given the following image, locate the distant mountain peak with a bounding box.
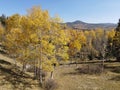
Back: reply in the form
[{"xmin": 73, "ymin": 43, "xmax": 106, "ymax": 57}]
[
  {"xmin": 73, "ymin": 20, "xmax": 86, "ymax": 24},
  {"xmin": 67, "ymin": 20, "xmax": 86, "ymax": 24}
]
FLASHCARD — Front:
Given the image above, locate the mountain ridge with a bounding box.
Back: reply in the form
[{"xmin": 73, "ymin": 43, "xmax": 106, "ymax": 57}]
[{"xmin": 66, "ymin": 20, "xmax": 117, "ymax": 30}]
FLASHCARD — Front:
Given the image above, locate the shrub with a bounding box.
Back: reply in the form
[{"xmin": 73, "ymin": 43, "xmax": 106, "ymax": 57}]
[
  {"xmin": 44, "ymin": 79, "xmax": 58, "ymax": 90},
  {"xmin": 76, "ymin": 64, "xmax": 103, "ymax": 75},
  {"xmin": 26, "ymin": 65, "xmax": 34, "ymax": 72}
]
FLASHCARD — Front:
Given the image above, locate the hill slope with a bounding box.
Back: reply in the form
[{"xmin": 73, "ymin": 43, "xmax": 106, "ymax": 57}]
[
  {"xmin": 0, "ymin": 54, "xmax": 41, "ymax": 90},
  {"xmin": 66, "ymin": 20, "xmax": 117, "ymax": 30}
]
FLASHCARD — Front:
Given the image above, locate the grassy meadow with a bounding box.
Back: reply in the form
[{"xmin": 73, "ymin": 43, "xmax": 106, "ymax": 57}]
[{"xmin": 0, "ymin": 54, "xmax": 120, "ymax": 90}]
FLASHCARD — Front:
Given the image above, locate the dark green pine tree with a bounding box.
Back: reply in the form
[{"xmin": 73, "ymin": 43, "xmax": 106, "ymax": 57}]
[
  {"xmin": 0, "ymin": 14, "xmax": 7, "ymax": 26},
  {"xmin": 112, "ymin": 19, "xmax": 120, "ymax": 61}
]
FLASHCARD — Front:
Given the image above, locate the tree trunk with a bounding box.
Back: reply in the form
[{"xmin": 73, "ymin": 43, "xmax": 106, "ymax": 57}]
[
  {"xmin": 75, "ymin": 55, "xmax": 78, "ymax": 68},
  {"xmin": 102, "ymin": 59, "xmax": 104, "ymax": 72},
  {"xmin": 34, "ymin": 62, "xmax": 37, "ymax": 79},
  {"xmin": 39, "ymin": 30, "xmax": 43, "ymax": 86},
  {"xmin": 14, "ymin": 59, "xmax": 17, "ymax": 68},
  {"xmin": 22, "ymin": 62, "xmax": 26, "ymax": 72},
  {"xmin": 50, "ymin": 71, "xmax": 54, "ymax": 79},
  {"xmin": 39, "ymin": 68, "xmax": 43, "ymax": 85}
]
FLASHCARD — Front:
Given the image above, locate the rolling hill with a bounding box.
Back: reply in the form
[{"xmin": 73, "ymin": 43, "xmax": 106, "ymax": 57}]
[{"xmin": 66, "ymin": 20, "xmax": 117, "ymax": 30}]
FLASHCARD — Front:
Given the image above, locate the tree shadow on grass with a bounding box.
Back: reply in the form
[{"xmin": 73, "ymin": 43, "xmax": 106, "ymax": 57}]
[
  {"xmin": 0, "ymin": 59, "xmax": 11, "ymax": 65},
  {"xmin": 62, "ymin": 71, "xmax": 79, "ymax": 76},
  {"xmin": 0, "ymin": 59, "xmax": 38, "ymax": 90},
  {"xmin": 104, "ymin": 65, "xmax": 120, "ymax": 74},
  {"xmin": 104, "ymin": 64, "xmax": 120, "ymax": 82},
  {"xmin": 63, "ymin": 64, "xmax": 103, "ymax": 76},
  {"xmin": 110, "ymin": 75, "xmax": 120, "ymax": 81}
]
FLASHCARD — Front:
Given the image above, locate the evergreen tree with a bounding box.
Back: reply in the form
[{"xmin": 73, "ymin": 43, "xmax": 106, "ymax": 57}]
[
  {"xmin": 0, "ymin": 14, "xmax": 7, "ymax": 26},
  {"xmin": 112, "ymin": 19, "xmax": 120, "ymax": 61},
  {"xmin": 106, "ymin": 29, "xmax": 115, "ymax": 60}
]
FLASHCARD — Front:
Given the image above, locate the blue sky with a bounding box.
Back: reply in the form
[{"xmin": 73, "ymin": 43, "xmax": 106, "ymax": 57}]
[{"xmin": 0, "ymin": 0, "xmax": 120, "ymax": 23}]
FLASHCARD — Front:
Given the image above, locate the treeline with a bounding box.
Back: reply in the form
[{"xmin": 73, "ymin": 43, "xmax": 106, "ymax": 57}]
[{"xmin": 0, "ymin": 6, "xmax": 119, "ymax": 86}]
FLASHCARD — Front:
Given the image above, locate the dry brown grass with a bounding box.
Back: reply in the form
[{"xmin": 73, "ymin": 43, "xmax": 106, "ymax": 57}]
[
  {"xmin": 53, "ymin": 63, "xmax": 120, "ymax": 90},
  {"xmin": 0, "ymin": 54, "xmax": 120, "ymax": 90}
]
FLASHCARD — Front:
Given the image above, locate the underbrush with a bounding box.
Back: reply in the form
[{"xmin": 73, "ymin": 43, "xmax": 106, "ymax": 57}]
[
  {"xmin": 44, "ymin": 79, "xmax": 58, "ymax": 90},
  {"xmin": 76, "ymin": 64, "xmax": 103, "ymax": 75}
]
